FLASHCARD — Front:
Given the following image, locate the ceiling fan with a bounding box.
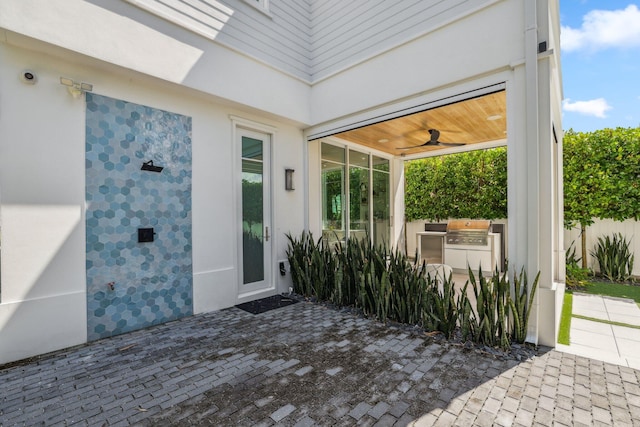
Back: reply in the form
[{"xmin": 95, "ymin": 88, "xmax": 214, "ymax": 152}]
[{"xmin": 397, "ymin": 129, "xmax": 465, "ymax": 150}]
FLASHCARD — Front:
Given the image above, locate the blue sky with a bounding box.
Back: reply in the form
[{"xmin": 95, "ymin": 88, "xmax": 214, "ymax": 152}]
[{"xmin": 560, "ymin": 1, "xmax": 640, "ymax": 131}]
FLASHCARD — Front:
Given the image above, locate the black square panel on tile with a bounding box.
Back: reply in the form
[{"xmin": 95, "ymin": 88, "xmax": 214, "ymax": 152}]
[{"xmin": 138, "ymin": 227, "xmax": 155, "ymax": 243}]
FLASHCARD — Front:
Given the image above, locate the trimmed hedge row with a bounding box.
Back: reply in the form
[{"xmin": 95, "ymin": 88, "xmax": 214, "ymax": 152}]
[{"xmin": 404, "ymin": 147, "xmax": 507, "ymax": 222}]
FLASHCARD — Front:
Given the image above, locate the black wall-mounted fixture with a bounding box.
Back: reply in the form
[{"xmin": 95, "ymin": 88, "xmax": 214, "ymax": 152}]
[
  {"xmin": 538, "ymin": 41, "xmax": 547, "ymax": 53},
  {"xmin": 138, "ymin": 228, "xmax": 155, "ymax": 243},
  {"xmin": 21, "ymin": 70, "xmax": 38, "ymax": 85},
  {"xmin": 285, "ymin": 168, "xmax": 295, "ymax": 191},
  {"xmin": 279, "ymin": 261, "xmax": 286, "ymax": 276},
  {"xmin": 141, "ymin": 160, "xmax": 163, "ymax": 173}
]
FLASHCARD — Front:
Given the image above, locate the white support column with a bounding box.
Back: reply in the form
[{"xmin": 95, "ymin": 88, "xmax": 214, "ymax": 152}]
[
  {"xmin": 555, "ymin": 130, "xmax": 566, "ymax": 284},
  {"xmin": 536, "ymin": 52, "xmax": 559, "ymax": 346},
  {"xmin": 522, "ymin": 0, "xmax": 558, "ymax": 347},
  {"xmin": 392, "ymin": 157, "xmax": 406, "ymax": 252},
  {"xmin": 507, "ymin": 0, "xmax": 559, "ymax": 346},
  {"xmin": 307, "ymin": 140, "xmax": 321, "ymax": 237},
  {"xmin": 506, "ymin": 68, "xmax": 528, "ymax": 283},
  {"xmin": 524, "ymin": 0, "xmax": 541, "ymax": 283}
]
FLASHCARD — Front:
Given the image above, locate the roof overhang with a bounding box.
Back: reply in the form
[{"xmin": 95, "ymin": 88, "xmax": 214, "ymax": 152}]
[{"xmin": 332, "ymin": 89, "xmax": 507, "ymax": 159}]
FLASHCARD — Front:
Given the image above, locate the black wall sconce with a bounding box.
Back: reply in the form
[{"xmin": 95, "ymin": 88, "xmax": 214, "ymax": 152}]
[
  {"xmin": 285, "ymin": 168, "xmax": 295, "ymax": 191},
  {"xmin": 141, "ymin": 160, "xmax": 163, "ymax": 173}
]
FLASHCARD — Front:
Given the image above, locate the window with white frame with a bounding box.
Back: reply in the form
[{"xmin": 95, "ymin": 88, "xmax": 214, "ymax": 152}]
[
  {"xmin": 245, "ymin": 0, "xmax": 269, "ymax": 13},
  {"xmin": 321, "ymin": 142, "xmax": 391, "ymax": 247}
]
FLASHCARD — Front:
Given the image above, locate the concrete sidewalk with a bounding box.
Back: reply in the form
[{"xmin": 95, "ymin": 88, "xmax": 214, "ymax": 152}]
[
  {"xmin": 556, "ymin": 293, "xmax": 640, "ymax": 369},
  {"xmin": 1, "ymin": 300, "xmax": 640, "ymax": 426}
]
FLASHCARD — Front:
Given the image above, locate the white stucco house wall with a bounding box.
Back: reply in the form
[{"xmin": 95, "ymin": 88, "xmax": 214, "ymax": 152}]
[{"xmin": 0, "ymin": 0, "xmax": 563, "ymax": 364}]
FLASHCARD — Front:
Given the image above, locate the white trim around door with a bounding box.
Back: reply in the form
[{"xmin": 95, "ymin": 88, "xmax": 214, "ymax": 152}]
[{"xmin": 231, "ymin": 116, "xmax": 277, "ymax": 300}]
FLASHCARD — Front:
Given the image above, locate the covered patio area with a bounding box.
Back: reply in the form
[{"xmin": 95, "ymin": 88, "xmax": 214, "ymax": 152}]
[{"xmin": 307, "ymin": 71, "xmax": 564, "ymax": 347}]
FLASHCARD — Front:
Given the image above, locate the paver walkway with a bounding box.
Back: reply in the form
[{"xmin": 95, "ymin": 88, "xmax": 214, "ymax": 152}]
[
  {"xmin": 556, "ymin": 293, "xmax": 640, "ymax": 370},
  {"xmin": 2, "ymin": 300, "xmax": 640, "ymax": 426}
]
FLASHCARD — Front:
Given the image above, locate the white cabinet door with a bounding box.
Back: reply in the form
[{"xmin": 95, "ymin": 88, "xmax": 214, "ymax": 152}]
[
  {"xmin": 467, "ymin": 250, "xmax": 492, "ymax": 272},
  {"xmin": 444, "ymin": 248, "xmax": 467, "ymax": 270}
]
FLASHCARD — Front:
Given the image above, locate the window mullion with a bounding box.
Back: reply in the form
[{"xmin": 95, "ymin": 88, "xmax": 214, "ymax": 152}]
[
  {"xmin": 369, "ymin": 157, "xmax": 374, "ymax": 245},
  {"xmin": 345, "ymin": 147, "xmax": 350, "ymax": 241}
]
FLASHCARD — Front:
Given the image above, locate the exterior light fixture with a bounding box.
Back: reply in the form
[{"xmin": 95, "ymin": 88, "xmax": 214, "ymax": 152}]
[
  {"xmin": 20, "ymin": 70, "xmax": 37, "ymax": 85},
  {"xmin": 285, "ymin": 168, "xmax": 295, "ymax": 191},
  {"xmin": 60, "ymin": 77, "xmax": 93, "ymax": 98},
  {"xmin": 141, "ymin": 160, "xmax": 164, "ymax": 172}
]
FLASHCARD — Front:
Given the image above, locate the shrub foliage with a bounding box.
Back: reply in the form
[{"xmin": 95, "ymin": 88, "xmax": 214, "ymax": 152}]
[
  {"xmin": 404, "ymin": 147, "xmax": 507, "ymax": 222},
  {"xmin": 564, "ymin": 127, "xmax": 640, "ymax": 267},
  {"xmin": 591, "ymin": 233, "xmax": 635, "ymax": 282},
  {"xmin": 286, "ymin": 231, "xmax": 538, "ymax": 350}
]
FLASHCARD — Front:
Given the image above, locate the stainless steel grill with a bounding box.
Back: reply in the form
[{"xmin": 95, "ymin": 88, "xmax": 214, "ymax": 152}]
[{"xmin": 445, "ymin": 219, "xmax": 492, "ymax": 246}]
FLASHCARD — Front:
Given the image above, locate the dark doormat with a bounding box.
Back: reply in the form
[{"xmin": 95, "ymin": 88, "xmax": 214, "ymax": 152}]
[{"xmin": 235, "ymin": 294, "xmax": 299, "ymax": 315}]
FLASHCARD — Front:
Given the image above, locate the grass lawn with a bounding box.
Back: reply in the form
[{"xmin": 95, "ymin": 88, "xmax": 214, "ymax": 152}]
[
  {"xmin": 558, "ymin": 291, "xmax": 573, "ymax": 345},
  {"xmin": 558, "ymin": 279, "xmax": 640, "ymax": 345},
  {"xmin": 574, "ymin": 280, "xmax": 640, "ymax": 305},
  {"xmin": 557, "ymin": 292, "xmax": 572, "ymax": 345}
]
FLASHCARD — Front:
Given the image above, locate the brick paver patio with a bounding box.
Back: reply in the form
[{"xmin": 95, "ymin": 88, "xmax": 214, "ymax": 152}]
[{"xmin": 1, "ymin": 300, "xmax": 640, "ymax": 426}]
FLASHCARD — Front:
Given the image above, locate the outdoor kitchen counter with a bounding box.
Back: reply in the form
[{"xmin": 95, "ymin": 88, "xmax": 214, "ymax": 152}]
[
  {"xmin": 416, "ymin": 232, "xmax": 445, "ymax": 265},
  {"xmin": 416, "ymin": 231, "xmax": 501, "ymax": 272},
  {"xmin": 444, "ymin": 232, "xmax": 501, "ymax": 273}
]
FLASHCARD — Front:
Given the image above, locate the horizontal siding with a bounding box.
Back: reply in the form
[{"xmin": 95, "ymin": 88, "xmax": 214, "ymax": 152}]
[
  {"xmin": 312, "ymin": 0, "xmax": 451, "ymax": 57},
  {"xmin": 215, "ymin": 0, "xmax": 313, "ymax": 78},
  {"xmin": 126, "ymin": 0, "xmax": 500, "ymax": 83},
  {"xmin": 124, "ymin": 0, "xmax": 236, "ymax": 41},
  {"xmin": 126, "ymin": 0, "xmax": 313, "ymax": 80},
  {"xmin": 277, "ymin": 0, "xmax": 313, "ymax": 36},
  {"xmin": 309, "ymin": 0, "xmax": 496, "ymax": 81}
]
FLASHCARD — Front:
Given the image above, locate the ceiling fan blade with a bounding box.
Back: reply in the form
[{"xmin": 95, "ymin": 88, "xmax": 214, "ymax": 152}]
[
  {"xmin": 430, "ymin": 129, "xmax": 465, "ymax": 146},
  {"xmin": 396, "ymin": 128, "xmax": 466, "ymax": 150},
  {"xmin": 396, "ymin": 143, "xmax": 427, "ymax": 150}
]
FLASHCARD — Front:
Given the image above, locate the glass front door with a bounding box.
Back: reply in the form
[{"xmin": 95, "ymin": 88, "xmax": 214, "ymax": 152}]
[{"xmin": 239, "ymin": 129, "xmax": 271, "ymax": 293}]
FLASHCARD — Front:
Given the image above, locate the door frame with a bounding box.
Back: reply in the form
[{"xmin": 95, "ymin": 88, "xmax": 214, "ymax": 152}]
[{"xmin": 231, "ymin": 116, "xmax": 277, "ymax": 301}]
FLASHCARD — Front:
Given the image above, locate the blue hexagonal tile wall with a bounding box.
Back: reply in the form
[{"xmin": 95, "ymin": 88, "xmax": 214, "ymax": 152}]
[{"xmin": 86, "ymin": 93, "xmax": 192, "ymax": 341}]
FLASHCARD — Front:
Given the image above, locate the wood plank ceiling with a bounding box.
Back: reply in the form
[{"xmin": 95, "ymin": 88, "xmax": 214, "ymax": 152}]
[{"xmin": 334, "ymin": 90, "xmax": 507, "ymax": 156}]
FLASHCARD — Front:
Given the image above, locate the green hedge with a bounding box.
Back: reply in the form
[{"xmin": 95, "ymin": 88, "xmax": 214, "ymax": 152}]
[
  {"xmin": 564, "ymin": 127, "xmax": 640, "ymax": 228},
  {"xmin": 404, "ymin": 147, "xmax": 507, "ymax": 222},
  {"xmin": 564, "ymin": 127, "xmax": 640, "ymax": 268}
]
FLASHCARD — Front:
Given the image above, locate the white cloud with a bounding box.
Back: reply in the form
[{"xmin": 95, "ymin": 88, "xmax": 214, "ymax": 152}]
[
  {"xmin": 561, "ymin": 5, "xmax": 640, "ymax": 52},
  {"xmin": 562, "ymin": 98, "xmax": 612, "ymax": 118}
]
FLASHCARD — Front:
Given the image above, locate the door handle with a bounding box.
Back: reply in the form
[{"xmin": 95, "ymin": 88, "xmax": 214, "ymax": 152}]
[{"xmin": 265, "ymin": 226, "xmax": 270, "ymax": 242}]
